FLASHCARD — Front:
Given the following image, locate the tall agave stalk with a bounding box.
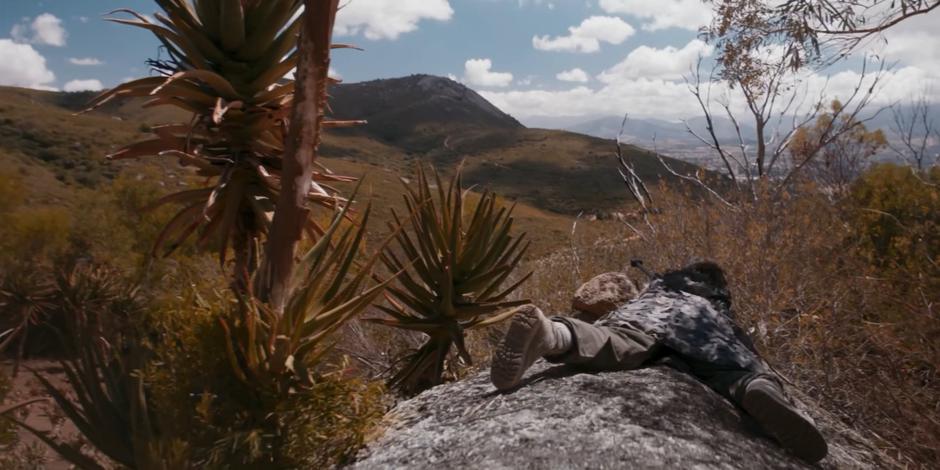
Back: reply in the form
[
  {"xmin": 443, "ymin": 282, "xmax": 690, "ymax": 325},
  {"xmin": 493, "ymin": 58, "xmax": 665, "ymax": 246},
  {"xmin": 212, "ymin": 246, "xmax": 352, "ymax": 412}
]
[
  {"xmin": 370, "ymin": 166, "xmax": 532, "ymax": 395},
  {"xmin": 86, "ymin": 0, "xmax": 359, "ymax": 292}
]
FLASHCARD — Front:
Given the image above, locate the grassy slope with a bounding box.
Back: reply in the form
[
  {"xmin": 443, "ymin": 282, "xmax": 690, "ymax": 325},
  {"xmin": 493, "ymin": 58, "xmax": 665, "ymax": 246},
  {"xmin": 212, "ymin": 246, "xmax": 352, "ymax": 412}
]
[{"xmin": 0, "ymin": 86, "xmax": 629, "ymax": 257}]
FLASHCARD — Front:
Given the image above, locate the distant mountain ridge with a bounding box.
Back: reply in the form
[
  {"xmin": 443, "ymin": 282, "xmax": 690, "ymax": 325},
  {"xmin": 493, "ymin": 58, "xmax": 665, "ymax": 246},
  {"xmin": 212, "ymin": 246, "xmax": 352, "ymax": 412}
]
[
  {"xmin": 560, "ymin": 115, "xmax": 757, "ymax": 146},
  {"xmin": 0, "ymin": 75, "xmax": 701, "ymax": 218},
  {"xmin": 531, "ymin": 105, "xmax": 940, "ymax": 157},
  {"xmin": 329, "ymin": 74, "xmax": 523, "ymax": 153}
]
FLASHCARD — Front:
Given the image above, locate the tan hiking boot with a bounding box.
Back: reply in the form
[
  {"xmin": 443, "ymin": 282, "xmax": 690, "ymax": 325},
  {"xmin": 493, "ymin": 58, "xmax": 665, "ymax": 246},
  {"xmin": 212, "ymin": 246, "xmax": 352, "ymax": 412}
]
[
  {"xmin": 491, "ymin": 305, "xmax": 572, "ymax": 391},
  {"xmin": 742, "ymin": 377, "xmax": 828, "ymax": 463}
]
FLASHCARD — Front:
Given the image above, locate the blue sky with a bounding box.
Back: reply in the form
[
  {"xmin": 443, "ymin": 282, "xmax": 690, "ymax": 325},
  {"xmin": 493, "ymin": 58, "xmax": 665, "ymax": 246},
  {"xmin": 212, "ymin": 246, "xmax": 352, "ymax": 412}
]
[{"xmin": 1, "ymin": 1, "xmax": 938, "ymax": 123}]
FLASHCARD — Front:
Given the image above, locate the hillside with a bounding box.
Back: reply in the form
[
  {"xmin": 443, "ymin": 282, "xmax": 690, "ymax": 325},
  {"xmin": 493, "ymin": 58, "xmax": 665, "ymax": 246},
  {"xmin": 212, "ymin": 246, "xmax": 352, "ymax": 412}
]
[
  {"xmin": 328, "ymin": 74, "xmax": 523, "ymax": 152},
  {"xmin": 323, "ymin": 75, "xmax": 698, "ymax": 214},
  {"xmin": 0, "ymin": 76, "xmax": 700, "ymax": 253}
]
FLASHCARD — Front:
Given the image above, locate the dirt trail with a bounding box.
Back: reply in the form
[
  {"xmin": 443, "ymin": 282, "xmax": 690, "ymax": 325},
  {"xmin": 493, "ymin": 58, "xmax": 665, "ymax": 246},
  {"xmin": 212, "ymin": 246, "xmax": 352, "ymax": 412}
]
[{"xmin": 2, "ymin": 360, "xmax": 78, "ymax": 469}]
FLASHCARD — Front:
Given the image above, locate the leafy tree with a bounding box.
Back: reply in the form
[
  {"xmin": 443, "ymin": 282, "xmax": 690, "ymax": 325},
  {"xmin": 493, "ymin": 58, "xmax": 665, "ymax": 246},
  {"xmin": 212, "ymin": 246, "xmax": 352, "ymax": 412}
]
[
  {"xmin": 849, "ymin": 163, "xmax": 940, "ymax": 271},
  {"xmin": 705, "ymin": 0, "xmax": 940, "ymax": 69},
  {"xmin": 790, "ymin": 99, "xmax": 887, "ymax": 189}
]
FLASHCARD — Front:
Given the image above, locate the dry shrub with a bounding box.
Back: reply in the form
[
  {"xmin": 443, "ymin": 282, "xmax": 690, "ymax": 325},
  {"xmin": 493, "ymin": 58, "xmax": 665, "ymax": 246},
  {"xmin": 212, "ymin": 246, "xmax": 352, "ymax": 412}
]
[
  {"xmin": 279, "ymin": 371, "xmax": 386, "ymax": 468},
  {"xmin": 518, "ymin": 171, "xmax": 937, "ymax": 467},
  {"xmin": 144, "ymin": 289, "xmax": 388, "ymax": 468}
]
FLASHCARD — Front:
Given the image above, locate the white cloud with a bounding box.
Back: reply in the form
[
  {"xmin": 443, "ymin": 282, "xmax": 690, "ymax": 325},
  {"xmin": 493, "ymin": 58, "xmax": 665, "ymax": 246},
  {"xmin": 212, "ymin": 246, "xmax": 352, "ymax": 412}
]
[
  {"xmin": 533, "ymin": 16, "xmax": 635, "ymax": 53},
  {"xmin": 335, "ymin": 0, "xmax": 453, "ymax": 40},
  {"xmin": 599, "ymin": 0, "xmax": 713, "ymax": 31},
  {"xmin": 808, "ymin": 66, "xmax": 940, "ymax": 108},
  {"xmin": 859, "ymin": 14, "xmax": 940, "ymax": 77},
  {"xmin": 481, "ymin": 79, "xmax": 709, "ymax": 121},
  {"xmin": 598, "ymin": 39, "xmax": 713, "ymax": 82},
  {"xmin": 480, "ymin": 63, "xmax": 940, "ymax": 122},
  {"xmin": 557, "ymin": 68, "xmax": 590, "ymax": 83},
  {"xmin": 69, "ymin": 57, "xmax": 104, "ymax": 66},
  {"xmin": 63, "ymin": 79, "xmax": 104, "ymax": 92},
  {"xmin": 463, "ymin": 58, "xmax": 513, "ymax": 87},
  {"xmin": 10, "ymin": 13, "xmax": 67, "ymax": 47},
  {"xmin": 0, "ymin": 39, "xmax": 56, "ymax": 90}
]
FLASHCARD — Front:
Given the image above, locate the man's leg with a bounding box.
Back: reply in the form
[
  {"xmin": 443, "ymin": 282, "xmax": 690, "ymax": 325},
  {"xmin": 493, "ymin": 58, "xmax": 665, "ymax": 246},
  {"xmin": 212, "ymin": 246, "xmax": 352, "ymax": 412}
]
[
  {"xmin": 491, "ymin": 305, "xmax": 661, "ymax": 390},
  {"xmin": 546, "ymin": 316, "xmax": 662, "ymax": 371},
  {"xmin": 687, "ymin": 360, "xmax": 828, "ymax": 464}
]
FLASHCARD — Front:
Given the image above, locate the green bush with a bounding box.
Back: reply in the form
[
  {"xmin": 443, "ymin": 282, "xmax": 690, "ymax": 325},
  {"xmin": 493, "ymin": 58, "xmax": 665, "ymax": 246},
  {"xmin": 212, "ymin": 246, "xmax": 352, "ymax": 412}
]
[
  {"xmin": 277, "ymin": 373, "xmax": 386, "ymax": 467},
  {"xmin": 847, "ymin": 164, "xmax": 940, "ymax": 273},
  {"xmin": 142, "ymin": 282, "xmax": 388, "ymax": 468}
]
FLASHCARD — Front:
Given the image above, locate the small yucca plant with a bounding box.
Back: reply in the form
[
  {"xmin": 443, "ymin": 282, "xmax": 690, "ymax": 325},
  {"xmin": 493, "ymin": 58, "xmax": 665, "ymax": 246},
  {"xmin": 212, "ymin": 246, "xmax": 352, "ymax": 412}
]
[
  {"xmin": 2, "ymin": 268, "xmax": 189, "ymax": 469},
  {"xmin": 0, "ymin": 271, "xmax": 56, "ymax": 373},
  {"xmin": 370, "ymin": 166, "xmax": 532, "ymax": 395}
]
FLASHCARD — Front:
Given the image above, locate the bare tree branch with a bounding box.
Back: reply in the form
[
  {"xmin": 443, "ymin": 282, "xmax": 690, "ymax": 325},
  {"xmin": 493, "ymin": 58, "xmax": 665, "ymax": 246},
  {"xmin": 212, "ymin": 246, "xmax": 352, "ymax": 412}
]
[
  {"xmin": 889, "ymin": 92, "xmax": 938, "ymax": 170},
  {"xmin": 615, "ymin": 114, "xmax": 655, "ymax": 212},
  {"xmin": 648, "ymin": 136, "xmax": 738, "ymax": 209}
]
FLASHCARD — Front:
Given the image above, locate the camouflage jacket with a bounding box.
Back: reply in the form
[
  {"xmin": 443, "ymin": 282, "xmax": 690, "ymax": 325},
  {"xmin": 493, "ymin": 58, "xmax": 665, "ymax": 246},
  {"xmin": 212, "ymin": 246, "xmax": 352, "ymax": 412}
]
[{"xmin": 596, "ymin": 278, "xmax": 761, "ymax": 370}]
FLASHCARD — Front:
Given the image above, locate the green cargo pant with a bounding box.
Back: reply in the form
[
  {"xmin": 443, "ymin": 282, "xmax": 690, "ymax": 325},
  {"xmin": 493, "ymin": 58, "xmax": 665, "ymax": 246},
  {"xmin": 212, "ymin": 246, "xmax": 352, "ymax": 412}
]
[{"xmin": 547, "ymin": 316, "xmax": 775, "ymax": 406}]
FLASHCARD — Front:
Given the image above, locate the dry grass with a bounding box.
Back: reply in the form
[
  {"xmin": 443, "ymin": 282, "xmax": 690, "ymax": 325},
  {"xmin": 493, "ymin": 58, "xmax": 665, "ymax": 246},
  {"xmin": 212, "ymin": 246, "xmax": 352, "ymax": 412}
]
[{"xmin": 501, "ymin": 177, "xmax": 938, "ymax": 468}]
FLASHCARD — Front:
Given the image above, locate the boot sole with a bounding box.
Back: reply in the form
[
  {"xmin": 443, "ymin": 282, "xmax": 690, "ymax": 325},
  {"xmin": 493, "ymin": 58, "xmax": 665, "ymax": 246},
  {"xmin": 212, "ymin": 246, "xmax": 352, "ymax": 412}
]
[
  {"xmin": 742, "ymin": 386, "xmax": 828, "ymax": 463},
  {"xmin": 491, "ymin": 309, "xmax": 545, "ymax": 391}
]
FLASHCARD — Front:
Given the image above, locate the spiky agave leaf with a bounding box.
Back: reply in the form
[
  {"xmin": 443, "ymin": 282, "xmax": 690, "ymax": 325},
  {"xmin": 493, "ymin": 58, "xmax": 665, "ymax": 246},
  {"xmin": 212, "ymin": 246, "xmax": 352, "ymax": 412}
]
[
  {"xmin": 0, "ymin": 271, "xmax": 56, "ymax": 374},
  {"xmin": 1, "ymin": 268, "xmax": 186, "ymax": 469},
  {"xmin": 87, "ymin": 0, "xmax": 363, "ymax": 272},
  {"xmin": 220, "ymin": 184, "xmax": 397, "ymax": 396},
  {"xmin": 370, "ymin": 165, "xmax": 532, "ymax": 395}
]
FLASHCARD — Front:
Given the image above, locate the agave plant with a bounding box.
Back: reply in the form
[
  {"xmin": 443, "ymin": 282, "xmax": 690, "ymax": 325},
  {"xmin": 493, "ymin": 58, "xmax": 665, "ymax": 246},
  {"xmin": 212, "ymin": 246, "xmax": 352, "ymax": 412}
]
[
  {"xmin": 219, "ymin": 188, "xmax": 394, "ymax": 398},
  {"xmin": 0, "ymin": 271, "xmax": 56, "ymax": 374},
  {"xmin": 370, "ymin": 166, "xmax": 532, "ymax": 395},
  {"xmin": 2, "ymin": 268, "xmax": 188, "ymax": 469},
  {"xmin": 86, "ymin": 0, "xmax": 360, "ymax": 282}
]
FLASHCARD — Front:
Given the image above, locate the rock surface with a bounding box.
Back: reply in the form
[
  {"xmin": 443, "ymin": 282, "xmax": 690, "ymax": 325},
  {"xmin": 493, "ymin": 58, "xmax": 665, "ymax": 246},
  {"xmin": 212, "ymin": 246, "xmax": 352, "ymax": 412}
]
[
  {"xmin": 571, "ymin": 272, "xmax": 638, "ymax": 320},
  {"xmin": 352, "ymin": 361, "xmax": 889, "ymax": 469}
]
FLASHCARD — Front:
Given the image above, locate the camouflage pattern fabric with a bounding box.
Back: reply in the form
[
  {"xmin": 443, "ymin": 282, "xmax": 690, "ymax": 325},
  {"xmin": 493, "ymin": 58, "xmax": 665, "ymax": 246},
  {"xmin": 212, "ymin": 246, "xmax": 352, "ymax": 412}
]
[{"xmin": 596, "ymin": 279, "xmax": 761, "ymax": 371}]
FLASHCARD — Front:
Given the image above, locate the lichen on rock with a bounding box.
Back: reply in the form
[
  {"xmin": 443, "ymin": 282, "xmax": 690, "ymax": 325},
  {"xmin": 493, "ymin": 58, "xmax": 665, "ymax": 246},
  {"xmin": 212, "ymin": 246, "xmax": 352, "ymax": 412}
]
[{"xmin": 352, "ymin": 361, "xmax": 891, "ymax": 469}]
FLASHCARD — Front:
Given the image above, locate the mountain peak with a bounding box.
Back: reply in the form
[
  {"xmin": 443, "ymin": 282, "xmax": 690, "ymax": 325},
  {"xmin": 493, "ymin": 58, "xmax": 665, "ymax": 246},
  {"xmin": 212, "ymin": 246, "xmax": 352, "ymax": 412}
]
[{"xmin": 327, "ymin": 74, "xmax": 522, "ymax": 152}]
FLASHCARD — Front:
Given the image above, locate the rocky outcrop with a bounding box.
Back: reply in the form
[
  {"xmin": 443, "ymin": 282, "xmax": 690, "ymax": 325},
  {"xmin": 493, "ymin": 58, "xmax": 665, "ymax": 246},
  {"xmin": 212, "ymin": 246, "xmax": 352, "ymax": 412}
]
[
  {"xmin": 352, "ymin": 361, "xmax": 890, "ymax": 469},
  {"xmin": 571, "ymin": 272, "xmax": 638, "ymax": 321}
]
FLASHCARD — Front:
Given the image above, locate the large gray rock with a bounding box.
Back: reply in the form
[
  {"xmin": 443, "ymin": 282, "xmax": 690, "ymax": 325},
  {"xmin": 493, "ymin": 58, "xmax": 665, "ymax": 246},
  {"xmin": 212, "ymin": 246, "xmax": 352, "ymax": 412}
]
[
  {"xmin": 572, "ymin": 272, "xmax": 639, "ymax": 321},
  {"xmin": 352, "ymin": 361, "xmax": 890, "ymax": 469}
]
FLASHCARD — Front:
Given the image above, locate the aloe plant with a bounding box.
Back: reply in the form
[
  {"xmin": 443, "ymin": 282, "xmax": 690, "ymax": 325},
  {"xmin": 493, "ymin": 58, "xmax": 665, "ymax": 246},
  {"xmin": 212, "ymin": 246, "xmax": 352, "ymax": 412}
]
[
  {"xmin": 86, "ymin": 0, "xmax": 359, "ymax": 285},
  {"xmin": 0, "ymin": 271, "xmax": 56, "ymax": 374},
  {"xmin": 220, "ymin": 189, "xmax": 394, "ymax": 397},
  {"xmin": 22, "ymin": 2, "xmax": 393, "ymax": 465},
  {"xmin": 370, "ymin": 166, "xmax": 532, "ymax": 395},
  {"xmin": 1, "ymin": 268, "xmax": 189, "ymax": 470}
]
